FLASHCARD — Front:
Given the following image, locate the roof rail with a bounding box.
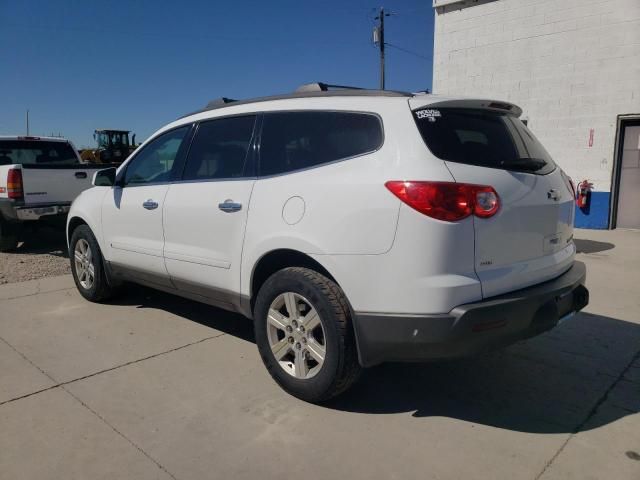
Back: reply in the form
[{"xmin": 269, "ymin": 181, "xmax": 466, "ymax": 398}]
[
  {"xmin": 205, "ymin": 97, "xmax": 237, "ymax": 108},
  {"xmin": 295, "ymin": 82, "xmax": 364, "ymax": 93},
  {"xmin": 179, "ymin": 86, "xmax": 413, "ymax": 119}
]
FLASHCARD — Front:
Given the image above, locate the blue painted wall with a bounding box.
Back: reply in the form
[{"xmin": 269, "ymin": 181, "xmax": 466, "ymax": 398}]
[{"xmin": 574, "ymin": 191, "xmax": 610, "ymax": 229}]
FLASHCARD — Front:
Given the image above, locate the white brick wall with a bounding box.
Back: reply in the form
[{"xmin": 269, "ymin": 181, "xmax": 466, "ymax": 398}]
[{"xmin": 433, "ymin": 0, "xmax": 640, "ymax": 191}]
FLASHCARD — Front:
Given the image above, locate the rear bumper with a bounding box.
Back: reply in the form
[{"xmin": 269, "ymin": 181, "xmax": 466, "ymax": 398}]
[
  {"xmin": 353, "ymin": 261, "xmax": 588, "ymax": 367},
  {"xmin": 0, "ymin": 198, "xmax": 70, "ymax": 222},
  {"xmin": 15, "ymin": 204, "xmax": 70, "ymax": 220}
]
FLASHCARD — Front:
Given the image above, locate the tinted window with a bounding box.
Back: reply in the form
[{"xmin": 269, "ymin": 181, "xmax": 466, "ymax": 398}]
[
  {"xmin": 182, "ymin": 116, "xmax": 256, "ymax": 181},
  {"xmin": 259, "ymin": 111, "xmax": 383, "ymax": 176},
  {"xmin": 0, "ymin": 140, "xmax": 79, "ymax": 166},
  {"xmin": 413, "ymin": 108, "xmax": 555, "ymax": 174},
  {"xmin": 124, "ymin": 126, "xmax": 189, "ymax": 186}
]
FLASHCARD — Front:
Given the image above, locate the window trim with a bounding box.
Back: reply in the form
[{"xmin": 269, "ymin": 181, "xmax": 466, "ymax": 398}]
[
  {"xmin": 255, "ymin": 109, "xmax": 385, "ymax": 179},
  {"xmin": 173, "ymin": 113, "xmax": 260, "ymax": 184},
  {"xmin": 115, "ymin": 109, "xmax": 385, "ymax": 185},
  {"xmin": 116, "ymin": 124, "xmax": 195, "ymax": 188}
]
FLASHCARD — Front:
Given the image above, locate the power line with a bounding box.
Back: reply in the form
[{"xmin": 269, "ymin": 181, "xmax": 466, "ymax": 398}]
[
  {"xmin": 392, "ymin": 6, "xmax": 432, "ymax": 14},
  {"xmin": 384, "ymin": 42, "xmax": 432, "ymax": 61}
]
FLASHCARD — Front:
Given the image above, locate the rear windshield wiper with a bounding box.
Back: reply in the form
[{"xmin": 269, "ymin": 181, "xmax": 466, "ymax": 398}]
[{"xmin": 501, "ymin": 157, "xmax": 547, "ymax": 171}]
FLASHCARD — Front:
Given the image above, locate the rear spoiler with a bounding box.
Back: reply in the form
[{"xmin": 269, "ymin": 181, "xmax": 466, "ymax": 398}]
[{"xmin": 409, "ymin": 98, "xmax": 523, "ymax": 117}]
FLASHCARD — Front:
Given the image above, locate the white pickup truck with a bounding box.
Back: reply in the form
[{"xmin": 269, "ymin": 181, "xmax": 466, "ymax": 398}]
[{"xmin": 0, "ymin": 136, "xmax": 108, "ymax": 251}]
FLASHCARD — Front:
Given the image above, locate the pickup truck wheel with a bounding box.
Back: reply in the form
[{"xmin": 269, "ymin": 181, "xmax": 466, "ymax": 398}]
[
  {"xmin": 70, "ymin": 225, "xmax": 116, "ymax": 302},
  {"xmin": 254, "ymin": 267, "xmax": 362, "ymax": 403},
  {"xmin": 0, "ymin": 219, "xmax": 19, "ymax": 252}
]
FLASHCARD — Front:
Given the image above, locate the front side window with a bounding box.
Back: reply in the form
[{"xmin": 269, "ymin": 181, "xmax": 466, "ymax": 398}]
[
  {"xmin": 259, "ymin": 111, "xmax": 383, "ymax": 176},
  {"xmin": 123, "ymin": 126, "xmax": 189, "ymax": 186},
  {"xmin": 182, "ymin": 115, "xmax": 256, "ymax": 181},
  {"xmin": 413, "ymin": 107, "xmax": 555, "ymax": 175}
]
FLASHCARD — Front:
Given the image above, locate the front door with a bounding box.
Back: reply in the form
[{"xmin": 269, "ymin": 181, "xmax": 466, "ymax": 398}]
[
  {"xmin": 162, "ymin": 115, "xmax": 257, "ymax": 309},
  {"xmin": 101, "ymin": 125, "xmax": 191, "ymax": 287},
  {"xmin": 616, "ymin": 121, "xmax": 640, "ymax": 229}
]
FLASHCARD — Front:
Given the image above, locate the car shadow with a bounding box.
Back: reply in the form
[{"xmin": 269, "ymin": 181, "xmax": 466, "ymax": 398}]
[
  {"xmin": 14, "ymin": 226, "xmax": 69, "ymax": 258},
  {"xmin": 109, "ymin": 286, "xmax": 639, "ymax": 435},
  {"xmin": 574, "ymin": 238, "xmax": 615, "ymax": 254},
  {"xmin": 325, "ymin": 311, "xmax": 640, "ymax": 433},
  {"xmin": 110, "ymin": 284, "xmax": 255, "ymax": 343}
]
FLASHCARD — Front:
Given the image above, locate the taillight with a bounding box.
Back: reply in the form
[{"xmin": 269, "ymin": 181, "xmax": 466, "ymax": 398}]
[
  {"xmin": 385, "ymin": 181, "xmax": 500, "ymax": 221},
  {"xmin": 7, "ymin": 168, "xmax": 24, "ymax": 200}
]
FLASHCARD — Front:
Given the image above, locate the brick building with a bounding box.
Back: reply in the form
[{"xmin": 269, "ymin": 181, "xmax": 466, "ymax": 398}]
[{"xmin": 432, "ymin": 0, "xmax": 640, "ymax": 228}]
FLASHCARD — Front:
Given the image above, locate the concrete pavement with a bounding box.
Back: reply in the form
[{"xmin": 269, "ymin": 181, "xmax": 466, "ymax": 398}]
[{"xmin": 1, "ymin": 229, "xmax": 639, "ymax": 479}]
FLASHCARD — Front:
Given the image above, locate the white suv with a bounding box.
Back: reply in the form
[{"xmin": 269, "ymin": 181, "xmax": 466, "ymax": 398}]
[{"xmin": 67, "ymin": 83, "xmax": 589, "ymax": 402}]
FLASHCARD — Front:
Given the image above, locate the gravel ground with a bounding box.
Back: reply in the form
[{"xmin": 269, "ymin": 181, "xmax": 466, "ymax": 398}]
[{"xmin": 0, "ymin": 227, "xmax": 70, "ymax": 285}]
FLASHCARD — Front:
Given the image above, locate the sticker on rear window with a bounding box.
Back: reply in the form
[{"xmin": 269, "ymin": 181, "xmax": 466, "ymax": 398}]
[{"xmin": 415, "ymin": 109, "xmax": 441, "ymax": 122}]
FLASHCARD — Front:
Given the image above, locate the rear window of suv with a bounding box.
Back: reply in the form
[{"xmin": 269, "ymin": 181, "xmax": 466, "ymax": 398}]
[
  {"xmin": 259, "ymin": 111, "xmax": 383, "ymax": 176},
  {"xmin": 413, "ymin": 107, "xmax": 555, "ymax": 175},
  {"xmin": 0, "ymin": 140, "xmax": 79, "ymax": 166}
]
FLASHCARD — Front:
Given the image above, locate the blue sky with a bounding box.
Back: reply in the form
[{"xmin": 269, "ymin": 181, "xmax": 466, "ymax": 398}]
[{"xmin": 1, "ymin": 0, "xmax": 434, "ymax": 148}]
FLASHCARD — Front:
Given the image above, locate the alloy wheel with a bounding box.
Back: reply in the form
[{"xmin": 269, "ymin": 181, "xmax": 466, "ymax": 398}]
[
  {"xmin": 266, "ymin": 292, "xmax": 326, "ymax": 379},
  {"xmin": 74, "ymin": 238, "xmax": 95, "ymax": 290}
]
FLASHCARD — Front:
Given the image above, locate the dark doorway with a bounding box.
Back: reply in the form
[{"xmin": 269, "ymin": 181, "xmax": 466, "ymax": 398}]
[{"xmin": 612, "ymin": 117, "xmax": 640, "ymax": 229}]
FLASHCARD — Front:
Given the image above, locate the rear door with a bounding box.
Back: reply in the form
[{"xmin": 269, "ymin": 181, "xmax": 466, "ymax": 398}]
[
  {"xmin": 162, "ymin": 115, "xmax": 257, "ymax": 309},
  {"xmin": 410, "ymin": 99, "xmax": 575, "ymax": 298}
]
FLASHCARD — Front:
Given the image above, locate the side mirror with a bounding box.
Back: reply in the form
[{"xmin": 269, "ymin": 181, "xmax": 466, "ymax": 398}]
[{"xmin": 92, "ymin": 167, "xmax": 117, "ymax": 187}]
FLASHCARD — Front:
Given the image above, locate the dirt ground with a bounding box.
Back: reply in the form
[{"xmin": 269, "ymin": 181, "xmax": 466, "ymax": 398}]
[{"xmin": 0, "ymin": 227, "xmax": 70, "ymax": 285}]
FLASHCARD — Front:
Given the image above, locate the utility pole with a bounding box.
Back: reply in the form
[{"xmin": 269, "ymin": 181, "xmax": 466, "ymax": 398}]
[
  {"xmin": 374, "ymin": 8, "xmax": 391, "ymax": 90},
  {"xmin": 26, "ymin": 109, "xmax": 29, "ymax": 135}
]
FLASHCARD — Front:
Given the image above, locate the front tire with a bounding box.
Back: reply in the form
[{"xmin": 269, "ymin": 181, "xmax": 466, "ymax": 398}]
[
  {"xmin": 69, "ymin": 224, "xmax": 116, "ymax": 302},
  {"xmin": 254, "ymin": 267, "xmax": 362, "ymax": 402}
]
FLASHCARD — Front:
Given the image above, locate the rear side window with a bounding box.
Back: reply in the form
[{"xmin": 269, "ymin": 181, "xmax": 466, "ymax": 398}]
[
  {"xmin": 413, "ymin": 107, "xmax": 555, "ymax": 174},
  {"xmin": 0, "ymin": 140, "xmax": 78, "ymax": 166},
  {"xmin": 259, "ymin": 111, "xmax": 383, "ymax": 176},
  {"xmin": 182, "ymin": 115, "xmax": 256, "ymax": 181}
]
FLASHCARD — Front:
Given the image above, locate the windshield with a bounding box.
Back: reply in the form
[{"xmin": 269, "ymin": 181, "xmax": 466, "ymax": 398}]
[
  {"xmin": 0, "ymin": 140, "xmax": 80, "ymax": 166},
  {"xmin": 413, "ymin": 107, "xmax": 555, "ymax": 175}
]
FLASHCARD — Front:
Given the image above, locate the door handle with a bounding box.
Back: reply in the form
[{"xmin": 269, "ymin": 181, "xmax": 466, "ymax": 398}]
[
  {"xmin": 218, "ymin": 200, "xmax": 242, "ymax": 213},
  {"xmin": 142, "ymin": 200, "xmax": 159, "ymax": 210},
  {"xmin": 75, "ymin": 171, "xmax": 87, "ymax": 179}
]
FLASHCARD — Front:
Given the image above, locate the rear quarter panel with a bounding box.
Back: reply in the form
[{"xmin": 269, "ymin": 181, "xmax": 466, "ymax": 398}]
[
  {"xmin": 240, "ymin": 98, "xmax": 461, "ymax": 305},
  {"xmin": 0, "ymin": 165, "xmax": 11, "ymax": 199}
]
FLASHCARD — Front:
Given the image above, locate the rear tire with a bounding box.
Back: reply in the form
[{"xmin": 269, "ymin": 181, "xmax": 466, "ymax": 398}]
[
  {"xmin": 254, "ymin": 267, "xmax": 362, "ymax": 403},
  {"xmin": 69, "ymin": 224, "xmax": 117, "ymax": 302},
  {"xmin": 0, "ymin": 218, "xmax": 19, "ymax": 252}
]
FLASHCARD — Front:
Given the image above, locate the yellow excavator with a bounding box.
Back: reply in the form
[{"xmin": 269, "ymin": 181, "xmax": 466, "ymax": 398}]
[{"xmin": 80, "ymin": 129, "xmax": 138, "ymax": 164}]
